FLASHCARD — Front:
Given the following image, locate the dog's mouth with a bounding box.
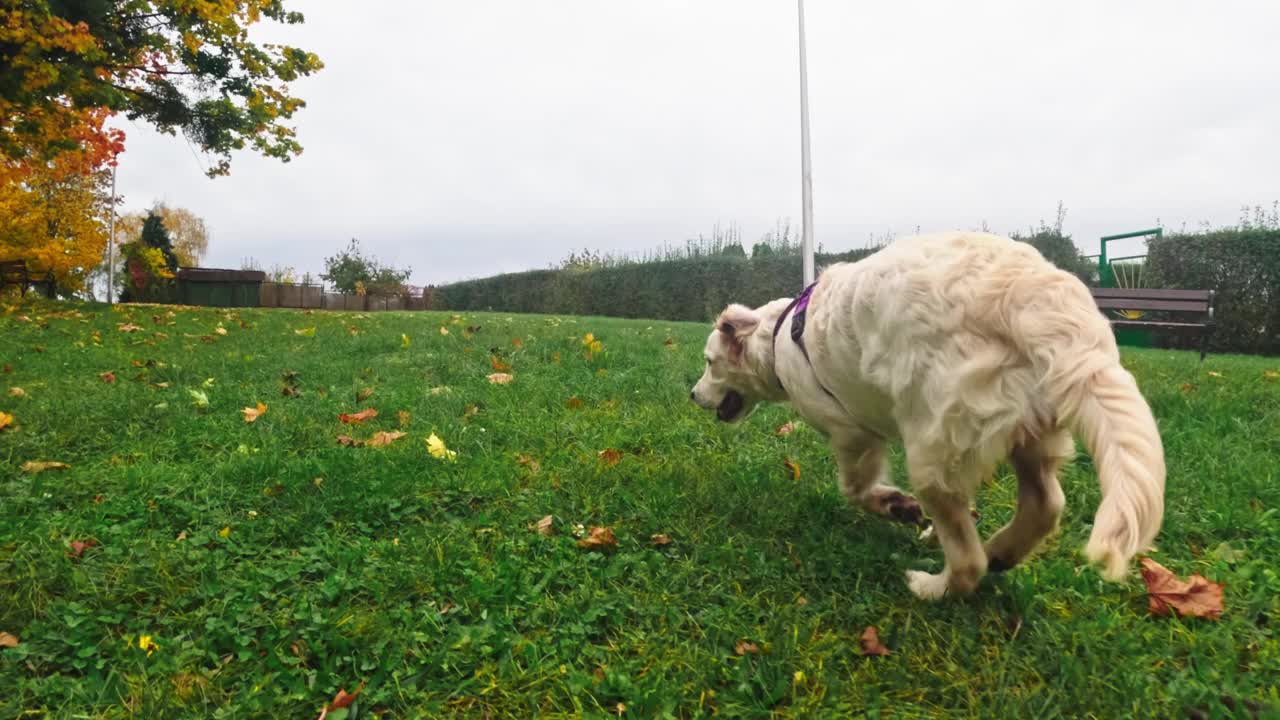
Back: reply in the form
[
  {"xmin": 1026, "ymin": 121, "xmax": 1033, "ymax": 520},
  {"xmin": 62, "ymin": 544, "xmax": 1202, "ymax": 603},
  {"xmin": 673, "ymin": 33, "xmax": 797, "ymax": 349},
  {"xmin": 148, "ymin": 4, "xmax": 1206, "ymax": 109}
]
[{"xmin": 716, "ymin": 391, "xmax": 745, "ymax": 422}]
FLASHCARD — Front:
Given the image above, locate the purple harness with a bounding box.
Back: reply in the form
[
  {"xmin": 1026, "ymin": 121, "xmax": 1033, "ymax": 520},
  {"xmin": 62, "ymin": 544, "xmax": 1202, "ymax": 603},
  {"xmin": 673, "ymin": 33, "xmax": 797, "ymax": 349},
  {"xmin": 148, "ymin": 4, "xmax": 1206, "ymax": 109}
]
[{"xmin": 772, "ymin": 282, "xmax": 820, "ymax": 391}]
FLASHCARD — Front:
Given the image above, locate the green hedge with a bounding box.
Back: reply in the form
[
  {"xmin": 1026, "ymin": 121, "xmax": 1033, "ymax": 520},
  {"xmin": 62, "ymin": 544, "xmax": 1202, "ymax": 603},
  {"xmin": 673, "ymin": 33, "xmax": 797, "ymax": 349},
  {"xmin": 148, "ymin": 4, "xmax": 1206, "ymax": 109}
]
[
  {"xmin": 436, "ymin": 249, "xmax": 878, "ymax": 322},
  {"xmin": 1146, "ymin": 228, "xmax": 1280, "ymax": 355}
]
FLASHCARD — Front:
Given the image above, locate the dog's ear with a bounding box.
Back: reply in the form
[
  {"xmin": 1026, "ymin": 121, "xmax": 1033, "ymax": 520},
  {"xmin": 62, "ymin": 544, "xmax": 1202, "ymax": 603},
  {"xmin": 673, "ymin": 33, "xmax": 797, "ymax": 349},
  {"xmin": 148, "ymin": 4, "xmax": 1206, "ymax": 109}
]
[{"xmin": 717, "ymin": 304, "xmax": 761, "ymax": 340}]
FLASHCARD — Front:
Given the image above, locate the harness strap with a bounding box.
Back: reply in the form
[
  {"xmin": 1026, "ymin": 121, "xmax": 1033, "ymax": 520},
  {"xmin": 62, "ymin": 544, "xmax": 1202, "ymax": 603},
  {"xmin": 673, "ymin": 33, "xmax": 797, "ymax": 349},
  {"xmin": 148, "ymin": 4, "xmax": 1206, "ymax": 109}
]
[{"xmin": 772, "ymin": 282, "xmax": 831, "ymax": 398}]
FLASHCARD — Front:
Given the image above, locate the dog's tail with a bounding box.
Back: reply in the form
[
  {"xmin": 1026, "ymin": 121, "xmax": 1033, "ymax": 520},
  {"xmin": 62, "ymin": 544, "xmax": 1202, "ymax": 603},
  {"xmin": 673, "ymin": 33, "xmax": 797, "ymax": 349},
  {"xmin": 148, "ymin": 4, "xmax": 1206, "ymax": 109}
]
[{"xmin": 1053, "ymin": 358, "xmax": 1165, "ymax": 581}]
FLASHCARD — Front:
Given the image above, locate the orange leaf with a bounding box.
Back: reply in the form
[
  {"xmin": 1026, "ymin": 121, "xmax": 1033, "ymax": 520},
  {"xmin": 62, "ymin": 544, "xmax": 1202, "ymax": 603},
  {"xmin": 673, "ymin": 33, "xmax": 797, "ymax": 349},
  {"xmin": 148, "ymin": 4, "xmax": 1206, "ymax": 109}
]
[
  {"xmin": 0, "ymin": 632, "xmax": 18, "ymax": 648},
  {"xmin": 487, "ymin": 372, "xmax": 513, "ymax": 385},
  {"xmin": 21, "ymin": 461, "xmax": 69, "ymax": 474},
  {"xmin": 533, "ymin": 515, "xmax": 555, "ymax": 536},
  {"xmin": 68, "ymin": 539, "xmax": 97, "ymax": 558},
  {"xmin": 776, "ymin": 422, "xmax": 796, "ymax": 437},
  {"xmin": 1140, "ymin": 558, "xmax": 1224, "ymax": 619},
  {"xmin": 577, "ymin": 526, "xmax": 617, "ymax": 551},
  {"xmin": 490, "ymin": 355, "xmax": 513, "ymax": 372},
  {"xmin": 242, "ymin": 402, "xmax": 267, "ymax": 423},
  {"xmin": 565, "ymin": 396, "xmax": 584, "ymax": 410},
  {"xmin": 339, "ymin": 408, "xmax": 378, "ymax": 424},
  {"xmin": 365, "ymin": 431, "xmax": 407, "ymax": 448},
  {"xmin": 663, "ymin": 337, "xmax": 675, "ymax": 347},
  {"xmin": 328, "ymin": 681, "xmax": 365, "ymax": 711},
  {"xmin": 0, "ymin": 411, "xmax": 13, "ymax": 431},
  {"xmin": 117, "ymin": 323, "xmax": 143, "ymax": 332},
  {"xmin": 99, "ymin": 371, "xmax": 116, "ymax": 384},
  {"xmin": 512, "ymin": 337, "xmax": 523, "ymax": 348},
  {"xmin": 783, "ymin": 457, "xmax": 801, "ymax": 481},
  {"xmin": 735, "ymin": 640, "xmax": 760, "ymax": 655},
  {"xmin": 859, "ymin": 626, "xmax": 891, "ymax": 656},
  {"xmin": 598, "ymin": 448, "xmax": 623, "ymax": 466}
]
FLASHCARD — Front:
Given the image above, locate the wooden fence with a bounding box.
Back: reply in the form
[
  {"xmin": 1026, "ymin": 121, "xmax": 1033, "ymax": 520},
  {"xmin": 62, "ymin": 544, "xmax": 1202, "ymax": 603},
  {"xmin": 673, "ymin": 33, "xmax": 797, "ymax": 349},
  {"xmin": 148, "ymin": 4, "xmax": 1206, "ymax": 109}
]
[{"xmin": 258, "ymin": 282, "xmax": 433, "ymax": 311}]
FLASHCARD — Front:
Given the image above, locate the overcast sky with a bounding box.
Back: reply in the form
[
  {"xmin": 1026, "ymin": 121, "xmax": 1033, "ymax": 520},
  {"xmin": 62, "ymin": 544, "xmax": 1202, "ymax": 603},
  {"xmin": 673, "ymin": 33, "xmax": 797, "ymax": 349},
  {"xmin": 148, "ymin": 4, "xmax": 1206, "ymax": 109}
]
[{"xmin": 109, "ymin": 1, "xmax": 1280, "ymax": 286}]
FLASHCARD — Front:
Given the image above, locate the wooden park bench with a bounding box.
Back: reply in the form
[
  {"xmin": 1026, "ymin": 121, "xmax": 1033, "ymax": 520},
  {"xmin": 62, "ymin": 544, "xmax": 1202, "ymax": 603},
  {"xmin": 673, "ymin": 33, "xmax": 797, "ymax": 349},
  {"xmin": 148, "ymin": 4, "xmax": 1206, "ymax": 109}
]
[
  {"xmin": 0, "ymin": 260, "xmax": 56, "ymax": 299},
  {"xmin": 1089, "ymin": 287, "xmax": 1215, "ymax": 361}
]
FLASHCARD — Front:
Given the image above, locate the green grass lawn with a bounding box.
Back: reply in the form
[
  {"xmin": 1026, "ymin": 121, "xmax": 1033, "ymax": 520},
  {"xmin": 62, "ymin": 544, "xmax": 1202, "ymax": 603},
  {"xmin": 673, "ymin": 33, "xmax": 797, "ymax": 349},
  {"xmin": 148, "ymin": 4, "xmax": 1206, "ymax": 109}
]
[{"xmin": 2, "ymin": 299, "xmax": 1278, "ymax": 719}]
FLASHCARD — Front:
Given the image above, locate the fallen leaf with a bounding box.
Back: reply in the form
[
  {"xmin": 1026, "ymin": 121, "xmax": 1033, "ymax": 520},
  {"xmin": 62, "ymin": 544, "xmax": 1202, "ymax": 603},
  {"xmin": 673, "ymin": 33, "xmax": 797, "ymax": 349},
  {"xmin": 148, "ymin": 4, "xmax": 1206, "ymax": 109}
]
[
  {"xmin": 357, "ymin": 387, "xmax": 374, "ymax": 402},
  {"xmin": 664, "ymin": 337, "xmax": 675, "ymax": 346},
  {"xmin": 487, "ymin": 372, "xmax": 513, "ymax": 385},
  {"xmin": 429, "ymin": 386, "xmax": 450, "ymax": 396},
  {"xmin": 1140, "ymin": 558, "xmax": 1224, "ymax": 619},
  {"xmin": 68, "ymin": 539, "xmax": 97, "ymax": 557},
  {"xmin": 784, "ymin": 457, "xmax": 801, "ymax": 481},
  {"xmin": 328, "ymin": 682, "xmax": 365, "ymax": 712},
  {"xmin": 339, "ymin": 408, "xmax": 378, "ymax": 424},
  {"xmin": 650, "ymin": 534, "xmax": 672, "ymax": 546},
  {"xmin": 214, "ymin": 326, "xmax": 228, "ymax": 336},
  {"xmin": 1207, "ymin": 371, "xmax": 1223, "ymax": 378},
  {"xmin": 533, "ymin": 515, "xmax": 555, "ymax": 536},
  {"xmin": 242, "ymin": 402, "xmax": 267, "ymax": 423},
  {"xmin": 21, "ymin": 461, "xmax": 69, "ymax": 474},
  {"xmin": 426, "ymin": 433, "xmax": 457, "ymax": 460},
  {"xmin": 598, "ymin": 448, "xmax": 623, "ymax": 466},
  {"xmin": 347, "ymin": 326, "xmax": 360, "ymax": 336},
  {"xmin": 188, "ymin": 389, "xmax": 210, "ymax": 408},
  {"xmin": 516, "ymin": 454, "xmax": 541, "ymax": 474},
  {"xmin": 218, "ymin": 526, "xmax": 231, "ymax": 538},
  {"xmin": 0, "ymin": 632, "xmax": 18, "ymax": 648},
  {"xmin": 859, "ymin": 626, "xmax": 891, "ymax": 656},
  {"xmin": 491, "ymin": 355, "xmax": 513, "ymax": 372},
  {"xmin": 366, "ymin": 430, "xmax": 407, "ymax": 448},
  {"xmin": 0, "ymin": 411, "xmax": 14, "ymax": 431},
  {"xmin": 9, "ymin": 387, "xmax": 26, "ymax": 398},
  {"xmin": 439, "ymin": 326, "xmax": 449, "ymax": 336},
  {"xmin": 577, "ymin": 526, "xmax": 618, "ymax": 551},
  {"xmin": 117, "ymin": 323, "xmax": 143, "ymax": 333},
  {"xmin": 1264, "ymin": 370, "xmax": 1279, "ymax": 380},
  {"xmin": 511, "ymin": 337, "xmax": 523, "ymax": 349},
  {"xmin": 776, "ymin": 422, "xmax": 796, "ymax": 436},
  {"xmin": 295, "ymin": 327, "xmax": 316, "ymax": 337},
  {"xmin": 99, "ymin": 371, "xmax": 116, "ymax": 384},
  {"xmin": 1179, "ymin": 383, "xmax": 1196, "ymax": 394},
  {"xmin": 397, "ymin": 410, "xmax": 411, "ymax": 427},
  {"xmin": 93, "ymin": 494, "xmax": 104, "ymax": 504},
  {"xmin": 565, "ymin": 396, "xmax": 584, "ymax": 410},
  {"xmin": 136, "ymin": 634, "xmax": 159, "ymax": 656},
  {"xmin": 1, "ymin": 364, "xmax": 11, "ymax": 374},
  {"xmin": 176, "ymin": 531, "xmax": 188, "ymax": 541},
  {"xmin": 735, "ymin": 640, "xmax": 760, "ymax": 655},
  {"xmin": 552, "ymin": 352, "xmax": 561, "ymax": 364},
  {"xmin": 402, "ymin": 333, "xmax": 411, "ymax": 347}
]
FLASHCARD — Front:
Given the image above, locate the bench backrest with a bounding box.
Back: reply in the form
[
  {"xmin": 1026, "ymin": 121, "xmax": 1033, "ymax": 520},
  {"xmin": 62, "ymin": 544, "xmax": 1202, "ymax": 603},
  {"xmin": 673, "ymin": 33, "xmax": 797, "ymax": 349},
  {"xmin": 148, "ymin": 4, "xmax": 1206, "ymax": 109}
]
[
  {"xmin": 1089, "ymin": 287, "xmax": 1213, "ymax": 314},
  {"xmin": 0, "ymin": 260, "xmax": 28, "ymax": 281}
]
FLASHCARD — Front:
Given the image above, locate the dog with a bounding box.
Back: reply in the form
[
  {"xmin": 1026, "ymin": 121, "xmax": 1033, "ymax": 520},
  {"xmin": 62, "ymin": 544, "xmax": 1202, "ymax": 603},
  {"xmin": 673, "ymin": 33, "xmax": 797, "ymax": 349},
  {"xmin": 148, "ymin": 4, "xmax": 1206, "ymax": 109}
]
[{"xmin": 691, "ymin": 231, "xmax": 1165, "ymax": 599}]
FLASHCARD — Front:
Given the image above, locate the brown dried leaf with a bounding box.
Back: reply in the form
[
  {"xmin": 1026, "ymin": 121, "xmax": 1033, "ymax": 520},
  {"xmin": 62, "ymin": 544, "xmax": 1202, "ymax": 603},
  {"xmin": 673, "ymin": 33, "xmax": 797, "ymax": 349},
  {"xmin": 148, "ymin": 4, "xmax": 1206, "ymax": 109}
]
[
  {"xmin": 487, "ymin": 372, "xmax": 513, "ymax": 385},
  {"xmin": 577, "ymin": 526, "xmax": 617, "ymax": 551},
  {"xmin": 0, "ymin": 632, "xmax": 18, "ymax": 648},
  {"xmin": 598, "ymin": 448, "xmax": 623, "ymax": 466},
  {"xmin": 516, "ymin": 454, "xmax": 541, "ymax": 474},
  {"xmin": 565, "ymin": 396, "xmax": 584, "ymax": 410},
  {"xmin": 1179, "ymin": 383, "xmax": 1196, "ymax": 394},
  {"xmin": 490, "ymin": 354, "xmax": 513, "ymax": 372},
  {"xmin": 783, "ymin": 457, "xmax": 801, "ymax": 481},
  {"xmin": 397, "ymin": 410, "xmax": 411, "ymax": 427},
  {"xmin": 859, "ymin": 626, "xmax": 891, "ymax": 656},
  {"xmin": 650, "ymin": 534, "xmax": 673, "ymax": 546},
  {"xmin": 99, "ymin": 371, "xmax": 116, "ymax": 384},
  {"xmin": 1140, "ymin": 558, "xmax": 1224, "ymax": 619},
  {"xmin": 242, "ymin": 402, "xmax": 267, "ymax": 423},
  {"xmin": 336, "ymin": 435, "xmax": 358, "ymax": 447},
  {"xmin": 735, "ymin": 640, "xmax": 760, "ymax": 655},
  {"xmin": 776, "ymin": 422, "xmax": 796, "ymax": 437},
  {"xmin": 328, "ymin": 681, "xmax": 365, "ymax": 711},
  {"xmin": 338, "ymin": 408, "xmax": 378, "ymax": 424},
  {"xmin": 512, "ymin": 337, "xmax": 523, "ymax": 348},
  {"xmin": 533, "ymin": 515, "xmax": 555, "ymax": 536},
  {"xmin": 8, "ymin": 387, "xmax": 25, "ymax": 398},
  {"xmin": 68, "ymin": 539, "xmax": 97, "ymax": 558},
  {"xmin": 117, "ymin": 323, "xmax": 143, "ymax": 333},
  {"xmin": 365, "ymin": 430, "xmax": 407, "ymax": 448},
  {"xmin": 356, "ymin": 387, "xmax": 374, "ymax": 402},
  {"xmin": 21, "ymin": 461, "xmax": 69, "ymax": 474}
]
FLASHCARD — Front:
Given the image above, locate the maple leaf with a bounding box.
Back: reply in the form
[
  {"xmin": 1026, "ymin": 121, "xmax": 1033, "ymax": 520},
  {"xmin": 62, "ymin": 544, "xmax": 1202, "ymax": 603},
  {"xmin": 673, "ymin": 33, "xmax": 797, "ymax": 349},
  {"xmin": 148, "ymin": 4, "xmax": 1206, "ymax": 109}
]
[
  {"xmin": 1140, "ymin": 558, "xmax": 1224, "ymax": 619},
  {"xmin": 490, "ymin": 354, "xmax": 513, "ymax": 372},
  {"xmin": 598, "ymin": 448, "xmax": 623, "ymax": 466},
  {"xmin": 324, "ymin": 681, "xmax": 366, "ymax": 716},
  {"xmin": 357, "ymin": 387, "xmax": 374, "ymax": 402},
  {"xmin": 565, "ymin": 396, "xmax": 584, "ymax": 410},
  {"xmin": 783, "ymin": 457, "xmax": 801, "ymax": 481},
  {"xmin": 487, "ymin": 372, "xmax": 513, "ymax": 385},
  {"xmin": 516, "ymin": 453, "xmax": 541, "ymax": 474},
  {"xmin": 99, "ymin": 371, "xmax": 116, "ymax": 384},
  {"xmin": 776, "ymin": 422, "xmax": 796, "ymax": 436},
  {"xmin": 0, "ymin": 411, "xmax": 13, "ymax": 431},
  {"xmin": 214, "ymin": 326, "xmax": 228, "ymax": 336},
  {"xmin": 511, "ymin": 337, "xmax": 523, "ymax": 348},
  {"xmin": 397, "ymin": 410, "xmax": 411, "ymax": 427},
  {"xmin": 21, "ymin": 461, "xmax": 69, "ymax": 474},
  {"xmin": 117, "ymin": 323, "xmax": 143, "ymax": 332},
  {"xmin": 735, "ymin": 640, "xmax": 760, "ymax": 655},
  {"xmin": 366, "ymin": 431, "xmax": 407, "ymax": 448},
  {"xmin": 242, "ymin": 402, "xmax": 267, "ymax": 423},
  {"xmin": 577, "ymin": 526, "xmax": 618, "ymax": 551},
  {"xmin": 68, "ymin": 539, "xmax": 97, "ymax": 558},
  {"xmin": 426, "ymin": 433, "xmax": 457, "ymax": 461},
  {"xmin": 339, "ymin": 408, "xmax": 378, "ymax": 424},
  {"xmin": 650, "ymin": 534, "xmax": 673, "ymax": 546},
  {"xmin": 533, "ymin": 515, "xmax": 555, "ymax": 536},
  {"xmin": 295, "ymin": 327, "xmax": 316, "ymax": 337},
  {"xmin": 859, "ymin": 626, "xmax": 891, "ymax": 656},
  {"xmin": 188, "ymin": 389, "xmax": 210, "ymax": 408},
  {"xmin": 0, "ymin": 632, "xmax": 18, "ymax": 649}
]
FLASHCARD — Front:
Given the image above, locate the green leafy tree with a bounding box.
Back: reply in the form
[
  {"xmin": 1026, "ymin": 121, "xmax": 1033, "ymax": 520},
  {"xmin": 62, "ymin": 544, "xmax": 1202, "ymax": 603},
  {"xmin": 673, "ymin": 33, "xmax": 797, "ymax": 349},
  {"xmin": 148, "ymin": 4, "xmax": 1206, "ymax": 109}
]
[
  {"xmin": 321, "ymin": 238, "xmax": 411, "ymax": 295},
  {"xmin": 1, "ymin": 1, "xmax": 323, "ymax": 176},
  {"xmin": 119, "ymin": 210, "xmax": 178, "ymax": 301}
]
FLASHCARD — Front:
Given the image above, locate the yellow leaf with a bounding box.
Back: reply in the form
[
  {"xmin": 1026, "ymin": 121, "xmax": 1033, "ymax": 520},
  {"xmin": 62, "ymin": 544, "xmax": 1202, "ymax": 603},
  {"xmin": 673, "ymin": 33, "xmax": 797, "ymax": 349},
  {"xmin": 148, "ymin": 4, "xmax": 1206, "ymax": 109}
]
[
  {"xmin": 397, "ymin": 410, "xmax": 411, "ymax": 427},
  {"xmin": 214, "ymin": 326, "xmax": 227, "ymax": 336},
  {"xmin": 533, "ymin": 515, "xmax": 554, "ymax": 536},
  {"xmin": 487, "ymin": 372, "xmax": 514, "ymax": 385},
  {"xmin": 242, "ymin": 402, "xmax": 267, "ymax": 422},
  {"xmin": 137, "ymin": 635, "xmax": 159, "ymax": 656},
  {"xmin": 0, "ymin": 411, "xmax": 13, "ymax": 431},
  {"xmin": 402, "ymin": 333, "xmax": 411, "ymax": 347},
  {"xmin": 295, "ymin": 327, "xmax": 316, "ymax": 337},
  {"xmin": 7, "ymin": 387, "xmax": 24, "ymax": 398},
  {"xmin": 784, "ymin": 457, "xmax": 801, "ymax": 481},
  {"xmin": 1207, "ymin": 371, "xmax": 1223, "ymax": 378},
  {"xmin": 0, "ymin": 631, "xmax": 19, "ymax": 648},
  {"xmin": 218, "ymin": 526, "xmax": 231, "ymax": 538},
  {"xmin": 439, "ymin": 327, "xmax": 449, "ymax": 336},
  {"xmin": 21, "ymin": 461, "xmax": 69, "ymax": 474},
  {"xmin": 426, "ymin": 433, "xmax": 457, "ymax": 461},
  {"xmin": 1264, "ymin": 370, "xmax": 1279, "ymax": 380}
]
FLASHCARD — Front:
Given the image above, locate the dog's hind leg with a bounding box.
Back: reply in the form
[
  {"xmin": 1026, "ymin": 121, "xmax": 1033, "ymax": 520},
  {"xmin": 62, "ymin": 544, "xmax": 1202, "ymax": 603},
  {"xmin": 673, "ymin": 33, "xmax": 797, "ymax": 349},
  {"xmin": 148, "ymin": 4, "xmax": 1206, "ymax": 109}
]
[
  {"xmin": 834, "ymin": 439, "xmax": 924, "ymax": 526},
  {"xmin": 984, "ymin": 429, "xmax": 1072, "ymax": 572},
  {"xmin": 902, "ymin": 449, "xmax": 987, "ymax": 600}
]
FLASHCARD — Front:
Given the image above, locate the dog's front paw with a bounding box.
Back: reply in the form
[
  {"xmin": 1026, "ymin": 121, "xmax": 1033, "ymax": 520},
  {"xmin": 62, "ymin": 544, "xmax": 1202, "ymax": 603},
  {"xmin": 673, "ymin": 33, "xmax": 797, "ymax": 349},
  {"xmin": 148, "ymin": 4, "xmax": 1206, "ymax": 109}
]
[
  {"xmin": 885, "ymin": 492, "xmax": 925, "ymax": 526},
  {"xmin": 905, "ymin": 569, "xmax": 950, "ymax": 600}
]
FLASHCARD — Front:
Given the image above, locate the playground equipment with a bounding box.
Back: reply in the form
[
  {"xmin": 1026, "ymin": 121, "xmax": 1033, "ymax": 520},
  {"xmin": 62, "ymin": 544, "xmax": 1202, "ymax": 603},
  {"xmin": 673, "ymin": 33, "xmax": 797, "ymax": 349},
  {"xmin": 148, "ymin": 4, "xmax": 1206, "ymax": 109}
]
[{"xmin": 1085, "ymin": 228, "xmax": 1162, "ymax": 346}]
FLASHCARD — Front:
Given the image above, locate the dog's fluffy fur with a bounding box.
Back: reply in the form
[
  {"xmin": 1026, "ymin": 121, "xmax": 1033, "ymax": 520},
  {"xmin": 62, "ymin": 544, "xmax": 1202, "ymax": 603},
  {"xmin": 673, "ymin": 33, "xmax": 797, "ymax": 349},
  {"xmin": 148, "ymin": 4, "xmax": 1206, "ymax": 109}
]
[{"xmin": 691, "ymin": 231, "xmax": 1165, "ymax": 599}]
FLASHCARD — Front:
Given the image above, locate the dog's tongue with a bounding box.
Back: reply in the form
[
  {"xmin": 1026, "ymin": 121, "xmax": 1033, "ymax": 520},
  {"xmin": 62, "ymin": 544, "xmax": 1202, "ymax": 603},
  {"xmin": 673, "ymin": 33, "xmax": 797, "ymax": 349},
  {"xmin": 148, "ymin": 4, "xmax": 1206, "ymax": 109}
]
[{"xmin": 717, "ymin": 391, "xmax": 744, "ymax": 421}]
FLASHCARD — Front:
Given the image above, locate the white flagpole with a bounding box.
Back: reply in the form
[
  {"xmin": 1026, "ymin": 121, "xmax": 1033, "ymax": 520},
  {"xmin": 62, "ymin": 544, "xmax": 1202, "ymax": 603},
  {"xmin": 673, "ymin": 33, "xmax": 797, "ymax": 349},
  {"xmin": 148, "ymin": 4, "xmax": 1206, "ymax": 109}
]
[
  {"xmin": 798, "ymin": 0, "xmax": 815, "ymax": 286},
  {"xmin": 107, "ymin": 158, "xmax": 117, "ymax": 304}
]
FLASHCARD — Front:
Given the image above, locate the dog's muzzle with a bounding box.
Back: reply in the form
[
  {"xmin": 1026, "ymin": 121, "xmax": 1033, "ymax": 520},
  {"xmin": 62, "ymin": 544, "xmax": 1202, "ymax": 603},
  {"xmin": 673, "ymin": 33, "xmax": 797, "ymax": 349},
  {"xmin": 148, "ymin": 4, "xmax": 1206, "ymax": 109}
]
[{"xmin": 716, "ymin": 391, "xmax": 745, "ymax": 422}]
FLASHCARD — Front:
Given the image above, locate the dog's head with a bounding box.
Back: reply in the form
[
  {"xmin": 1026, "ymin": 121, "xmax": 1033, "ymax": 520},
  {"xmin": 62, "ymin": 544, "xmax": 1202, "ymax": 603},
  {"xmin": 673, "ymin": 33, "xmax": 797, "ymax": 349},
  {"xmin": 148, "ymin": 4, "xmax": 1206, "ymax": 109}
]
[{"xmin": 690, "ymin": 302, "xmax": 780, "ymax": 423}]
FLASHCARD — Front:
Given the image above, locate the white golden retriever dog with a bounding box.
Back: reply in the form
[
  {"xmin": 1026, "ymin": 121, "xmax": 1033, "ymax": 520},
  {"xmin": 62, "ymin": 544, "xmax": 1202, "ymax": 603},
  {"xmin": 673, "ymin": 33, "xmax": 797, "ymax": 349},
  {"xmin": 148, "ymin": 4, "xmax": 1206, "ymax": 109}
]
[{"xmin": 691, "ymin": 231, "xmax": 1165, "ymax": 600}]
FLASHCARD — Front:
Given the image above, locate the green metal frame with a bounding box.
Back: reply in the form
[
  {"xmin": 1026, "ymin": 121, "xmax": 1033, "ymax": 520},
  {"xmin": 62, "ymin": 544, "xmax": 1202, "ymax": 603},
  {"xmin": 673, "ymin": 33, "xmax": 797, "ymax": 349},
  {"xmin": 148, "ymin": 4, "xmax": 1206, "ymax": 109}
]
[{"xmin": 1097, "ymin": 228, "xmax": 1161, "ymax": 288}]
